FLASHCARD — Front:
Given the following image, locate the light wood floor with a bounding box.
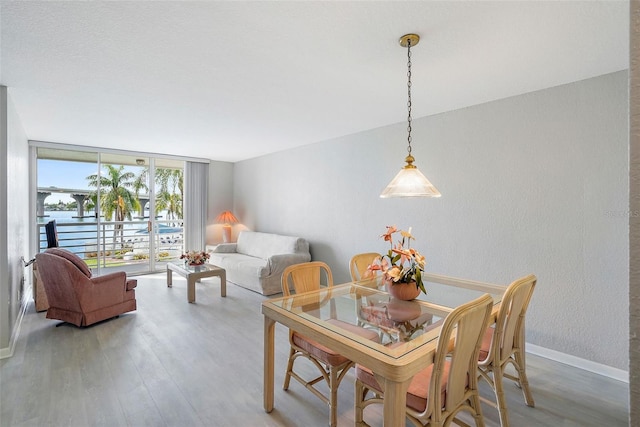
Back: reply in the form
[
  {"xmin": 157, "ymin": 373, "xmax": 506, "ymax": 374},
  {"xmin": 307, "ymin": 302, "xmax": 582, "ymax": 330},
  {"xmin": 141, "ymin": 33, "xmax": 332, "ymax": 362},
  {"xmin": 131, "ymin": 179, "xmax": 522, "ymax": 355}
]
[{"xmin": 1, "ymin": 273, "xmax": 629, "ymax": 427}]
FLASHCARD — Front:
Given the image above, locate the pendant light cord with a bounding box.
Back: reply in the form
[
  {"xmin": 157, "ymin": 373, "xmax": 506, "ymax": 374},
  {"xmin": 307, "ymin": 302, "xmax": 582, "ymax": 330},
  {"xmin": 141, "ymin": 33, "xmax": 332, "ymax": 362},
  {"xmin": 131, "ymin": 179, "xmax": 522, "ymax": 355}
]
[{"xmin": 406, "ymin": 38, "xmax": 413, "ymax": 157}]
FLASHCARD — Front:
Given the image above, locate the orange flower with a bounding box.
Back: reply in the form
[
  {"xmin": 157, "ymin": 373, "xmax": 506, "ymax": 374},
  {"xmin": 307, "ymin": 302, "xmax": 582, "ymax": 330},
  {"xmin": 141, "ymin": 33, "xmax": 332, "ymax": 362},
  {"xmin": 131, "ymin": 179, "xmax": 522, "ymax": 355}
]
[
  {"xmin": 380, "ymin": 225, "xmax": 397, "ymax": 243},
  {"xmin": 367, "ymin": 263, "xmax": 382, "ymax": 272},
  {"xmin": 392, "ymin": 244, "xmax": 412, "ymax": 265},
  {"xmin": 367, "ymin": 257, "xmax": 389, "ymax": 273}
]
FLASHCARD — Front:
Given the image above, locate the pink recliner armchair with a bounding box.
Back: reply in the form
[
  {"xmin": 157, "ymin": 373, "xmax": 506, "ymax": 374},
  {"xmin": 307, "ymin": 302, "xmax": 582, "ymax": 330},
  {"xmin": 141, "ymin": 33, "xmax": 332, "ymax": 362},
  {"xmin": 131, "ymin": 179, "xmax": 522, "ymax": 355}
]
[{"xmin": 35, "ymin": 248, "xmax": 137, "ymax": 327}]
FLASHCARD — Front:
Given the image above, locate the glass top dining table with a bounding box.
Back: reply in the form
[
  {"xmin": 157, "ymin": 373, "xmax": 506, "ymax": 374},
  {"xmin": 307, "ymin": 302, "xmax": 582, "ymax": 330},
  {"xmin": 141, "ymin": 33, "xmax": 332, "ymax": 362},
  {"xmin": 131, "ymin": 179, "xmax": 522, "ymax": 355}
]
[{"xmin": 262, "ymin": 272, "xmax": 507, "ymax": 427}]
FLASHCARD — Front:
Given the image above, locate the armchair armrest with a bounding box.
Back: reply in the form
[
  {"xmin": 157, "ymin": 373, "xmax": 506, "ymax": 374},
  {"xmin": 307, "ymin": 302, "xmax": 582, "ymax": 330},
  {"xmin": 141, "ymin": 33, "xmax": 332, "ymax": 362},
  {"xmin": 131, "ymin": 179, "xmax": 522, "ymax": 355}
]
[
  {"xmin": 76, "ymin": 271, "xmax": 129, "ymax": 311},
  {"xmin": 267, "ymin": 253, "xmax": 312, "ymax": 276},
  {"xmin": 91, "ymin": 271, "xmax": 127, "ymax": 285},
  {"xmin": 211, "ymin": 243, "xmax": 237, "ymax": 253}
]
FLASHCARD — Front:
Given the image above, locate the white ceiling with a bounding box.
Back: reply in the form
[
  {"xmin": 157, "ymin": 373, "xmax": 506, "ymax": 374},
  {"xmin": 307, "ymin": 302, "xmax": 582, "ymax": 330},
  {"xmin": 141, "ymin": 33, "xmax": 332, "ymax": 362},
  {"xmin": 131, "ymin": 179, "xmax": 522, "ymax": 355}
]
[{"xmin": 0, "ymin": 1, "xmax": 629, "ymax": 162}]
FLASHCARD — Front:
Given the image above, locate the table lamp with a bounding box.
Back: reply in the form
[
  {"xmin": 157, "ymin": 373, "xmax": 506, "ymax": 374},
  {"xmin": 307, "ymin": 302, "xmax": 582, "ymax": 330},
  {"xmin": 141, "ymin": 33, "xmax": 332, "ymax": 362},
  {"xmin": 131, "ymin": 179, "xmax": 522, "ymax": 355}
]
[{"xmin": 215, "ymin": 210, "xmax": 239, "ymax": 243}]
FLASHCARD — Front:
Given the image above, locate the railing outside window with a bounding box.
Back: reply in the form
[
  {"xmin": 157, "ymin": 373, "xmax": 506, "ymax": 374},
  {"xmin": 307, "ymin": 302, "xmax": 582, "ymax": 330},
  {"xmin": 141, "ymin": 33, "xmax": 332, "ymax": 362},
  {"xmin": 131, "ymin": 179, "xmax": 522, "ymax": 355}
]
[{"xmin": 36, "ymin": 219, "xmax": 184, "ymax": 273}]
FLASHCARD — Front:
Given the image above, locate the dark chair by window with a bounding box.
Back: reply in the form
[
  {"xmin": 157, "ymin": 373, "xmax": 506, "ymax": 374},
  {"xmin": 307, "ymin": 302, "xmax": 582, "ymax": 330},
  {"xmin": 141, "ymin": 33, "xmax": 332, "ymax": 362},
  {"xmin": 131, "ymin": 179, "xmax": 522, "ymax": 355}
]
[{"xmin": 45, "ymin": 220, "xmax": 59, "ymax": 248}]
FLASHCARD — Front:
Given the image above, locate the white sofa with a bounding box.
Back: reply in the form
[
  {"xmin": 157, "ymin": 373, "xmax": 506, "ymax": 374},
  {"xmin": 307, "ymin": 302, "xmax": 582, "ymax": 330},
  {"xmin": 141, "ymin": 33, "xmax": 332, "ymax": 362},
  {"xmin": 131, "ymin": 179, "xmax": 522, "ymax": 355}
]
[{"xmin": 207, "ymin": 231, "xmax": 311, "ymax": 295}]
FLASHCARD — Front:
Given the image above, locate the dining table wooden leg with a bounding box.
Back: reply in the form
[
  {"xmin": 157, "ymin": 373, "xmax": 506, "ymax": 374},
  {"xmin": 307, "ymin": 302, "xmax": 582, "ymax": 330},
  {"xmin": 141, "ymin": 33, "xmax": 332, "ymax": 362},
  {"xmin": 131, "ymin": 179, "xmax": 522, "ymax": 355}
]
[
  {"xmin": 264, "ymin": 316, "xmax": 276, "ymax": 412},
  {"xmin": 381, "ymin": 376, "xmax": 411, "ymax": 427}
]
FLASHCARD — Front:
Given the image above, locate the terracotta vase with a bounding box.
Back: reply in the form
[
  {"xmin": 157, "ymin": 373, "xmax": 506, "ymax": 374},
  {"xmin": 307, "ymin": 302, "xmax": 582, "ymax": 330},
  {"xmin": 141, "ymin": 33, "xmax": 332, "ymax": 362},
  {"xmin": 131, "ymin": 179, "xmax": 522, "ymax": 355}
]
[{"xmin": 385, "ymin": 279, "xmax": 421, "ymax": 301}]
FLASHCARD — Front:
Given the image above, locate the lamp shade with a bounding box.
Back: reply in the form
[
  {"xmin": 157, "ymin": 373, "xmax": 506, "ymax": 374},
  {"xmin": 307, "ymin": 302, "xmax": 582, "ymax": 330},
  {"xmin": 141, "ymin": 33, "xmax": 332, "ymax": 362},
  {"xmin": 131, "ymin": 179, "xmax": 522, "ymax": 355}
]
[
  {"xmin": 215, "ymin": 211, "xmax": 239, "ymax": 225},
  {"xmin": 380, "ymin": 165, "xmax": 441, "ymax": 198}
]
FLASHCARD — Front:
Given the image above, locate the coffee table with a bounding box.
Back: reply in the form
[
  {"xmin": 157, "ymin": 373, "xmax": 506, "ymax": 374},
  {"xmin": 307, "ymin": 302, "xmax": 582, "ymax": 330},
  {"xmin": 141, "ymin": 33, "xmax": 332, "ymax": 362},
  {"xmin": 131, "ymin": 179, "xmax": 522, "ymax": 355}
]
[{"xmin": 166, "ymin": 261, "xmax": 226, "ymax": 303}]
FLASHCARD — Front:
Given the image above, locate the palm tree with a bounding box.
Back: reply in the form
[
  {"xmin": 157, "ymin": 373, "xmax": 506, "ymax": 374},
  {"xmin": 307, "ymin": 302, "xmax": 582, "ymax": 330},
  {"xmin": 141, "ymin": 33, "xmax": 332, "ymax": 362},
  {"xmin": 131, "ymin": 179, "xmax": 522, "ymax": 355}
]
[
  {"xmin": 132, "ymin": 167, "xmax": 149, "ymax": 217},
  {"xmin": 83, "ymin": 193, "xmax": 98, "ymax": 217},
  {"xmin": 86, "ymin": 165, "xmax": 140, "ymax": 248},
  {"xmin": 155, "ymin": 168, "xmax": 183, "ymax": 220},
  {"xmin": 157, "ymin": 191, "xmax": 182, "ymax": 220}
]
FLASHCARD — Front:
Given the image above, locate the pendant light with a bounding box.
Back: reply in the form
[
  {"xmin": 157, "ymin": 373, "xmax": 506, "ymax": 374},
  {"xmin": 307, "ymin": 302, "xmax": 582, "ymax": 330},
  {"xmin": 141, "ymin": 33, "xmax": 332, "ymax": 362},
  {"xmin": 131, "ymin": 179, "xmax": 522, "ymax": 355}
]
[{"xmin": 380, "ymin": 34, "xmax": 441, "ymax": 198}]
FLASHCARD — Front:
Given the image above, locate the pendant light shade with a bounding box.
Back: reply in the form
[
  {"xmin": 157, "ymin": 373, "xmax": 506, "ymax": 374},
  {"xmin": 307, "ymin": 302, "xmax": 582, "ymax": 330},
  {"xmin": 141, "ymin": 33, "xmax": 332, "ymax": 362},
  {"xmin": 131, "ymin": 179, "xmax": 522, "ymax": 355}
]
[
  {"xmin": 381, "ymin": 33, "xmax": 441, "ymax": 198},
  {"xmin": 380, "ymin": 156, "xmax": 441, "ymax": 198}
]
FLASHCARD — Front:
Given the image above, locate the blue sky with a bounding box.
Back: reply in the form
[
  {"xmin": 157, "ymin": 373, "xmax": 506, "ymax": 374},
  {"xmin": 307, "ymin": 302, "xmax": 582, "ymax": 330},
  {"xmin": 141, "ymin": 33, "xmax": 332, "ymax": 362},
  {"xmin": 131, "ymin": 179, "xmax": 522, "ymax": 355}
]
[
  {"xmin": 38, "ymin": 160, "xmax": 98, "ymax": 189},
  {"xmin": 38, "ymin": 160, "xmax": 98, "ymax": 204},
  {"xmin": 38, "ymin": 160, "xmax": 143, "ymax": 204}
]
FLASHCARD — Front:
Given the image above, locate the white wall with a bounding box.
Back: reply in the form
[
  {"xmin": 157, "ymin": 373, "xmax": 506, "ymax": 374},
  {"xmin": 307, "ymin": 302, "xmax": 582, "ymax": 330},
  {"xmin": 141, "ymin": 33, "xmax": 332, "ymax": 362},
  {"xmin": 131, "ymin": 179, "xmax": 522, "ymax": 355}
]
[
  {"xmin": 234, "ymin": 72, "xmax": 629, "ymax": 371},
  {"xmin": 0, "ymin": 86, "xmax": 30, "ymax": 356},
  {"xmin": 629, "ymin": 0, "xmax": 639, "ymax": 421}
]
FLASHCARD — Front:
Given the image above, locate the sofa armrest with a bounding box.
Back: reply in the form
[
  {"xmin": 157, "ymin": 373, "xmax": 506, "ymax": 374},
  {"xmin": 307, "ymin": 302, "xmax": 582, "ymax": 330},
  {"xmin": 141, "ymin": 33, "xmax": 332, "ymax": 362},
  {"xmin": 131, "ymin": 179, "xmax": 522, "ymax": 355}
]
[
  {"xmin": 211, "ymin": 243, "xmax": 237, "ymax": 253},
  {"xmin": 267, "ymin": 253, "xmax": 312, "ymax": 276}
]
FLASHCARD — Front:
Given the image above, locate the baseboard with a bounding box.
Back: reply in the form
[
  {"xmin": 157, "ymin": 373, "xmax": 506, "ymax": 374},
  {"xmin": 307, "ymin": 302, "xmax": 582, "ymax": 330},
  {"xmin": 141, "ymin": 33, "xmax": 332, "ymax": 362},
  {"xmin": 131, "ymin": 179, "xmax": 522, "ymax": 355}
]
[
  {"xmin": 0, "ymin": 291, "xmax": 30, "ymax": 359},
  {"xmin": 527, "ymin": 342, "xmax": 628, "ymax": 383}
]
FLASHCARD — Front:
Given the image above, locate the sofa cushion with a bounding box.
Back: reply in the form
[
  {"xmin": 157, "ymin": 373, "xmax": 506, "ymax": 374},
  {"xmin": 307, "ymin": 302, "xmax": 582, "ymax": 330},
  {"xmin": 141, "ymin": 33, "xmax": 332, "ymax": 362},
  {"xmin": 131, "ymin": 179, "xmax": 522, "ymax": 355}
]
[
  {"xmin": 45, "ymin": 248, "xmax": 92, "ymax": 278},
  {"xmin": 209, "ymin": 253, "xmax": 270, "ymax": 278},
  {"xmin": 236, "ymin": 231, "xmax": 308, "ymax": 260}
]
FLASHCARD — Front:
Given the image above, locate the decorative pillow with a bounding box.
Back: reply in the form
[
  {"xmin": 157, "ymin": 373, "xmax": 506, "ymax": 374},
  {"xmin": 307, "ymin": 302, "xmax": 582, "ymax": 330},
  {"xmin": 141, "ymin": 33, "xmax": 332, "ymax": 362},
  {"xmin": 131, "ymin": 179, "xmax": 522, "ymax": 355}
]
[{"xmin": 45, "ymin": 248, "xmax": 92, "ymax": 278}]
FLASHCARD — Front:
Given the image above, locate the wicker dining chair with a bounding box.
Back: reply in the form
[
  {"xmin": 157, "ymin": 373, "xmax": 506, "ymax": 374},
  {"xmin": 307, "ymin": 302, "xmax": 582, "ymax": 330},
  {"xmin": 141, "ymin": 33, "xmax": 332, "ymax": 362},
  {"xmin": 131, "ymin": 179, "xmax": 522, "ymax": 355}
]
[
  {"xmin": 281, "ymin": 261, "xmax": 379, "ymax": 427},
  {"xmin": 477, "ymin": 274, "xmax": 537, "ymax": 427},
  {"xmin": 355, "ymin": 293, "xmax": 493, "ymax": 427}
]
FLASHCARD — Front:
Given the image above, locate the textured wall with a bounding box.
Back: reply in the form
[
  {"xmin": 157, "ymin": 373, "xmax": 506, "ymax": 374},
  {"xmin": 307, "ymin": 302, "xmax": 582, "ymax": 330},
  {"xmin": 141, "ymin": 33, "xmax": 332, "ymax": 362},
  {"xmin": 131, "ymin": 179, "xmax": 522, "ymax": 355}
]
[
  {"xmin": 234, "ymin": 72, "xmax": 629, "ymax": 370},
  {"xmin": 629, "ymin": 0, "xmax": 639, "ymax": 423},
  {"xmin": 0, "ymin": 87, "xmax": 29, "ymax": 355}
]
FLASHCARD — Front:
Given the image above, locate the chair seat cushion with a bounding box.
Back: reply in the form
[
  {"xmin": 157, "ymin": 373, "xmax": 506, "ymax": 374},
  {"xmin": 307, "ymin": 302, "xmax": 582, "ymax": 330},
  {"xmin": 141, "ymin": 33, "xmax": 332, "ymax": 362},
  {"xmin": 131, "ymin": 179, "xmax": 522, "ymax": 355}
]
[
  {"xmin": 356, "ymin": 360, "xmax": 452, "ymax": 413},
  {"xmin": 478, "ymin": 327, "xmax": 494, "ymax": 361},
  {"xmin": 292, "ymin": 319, "xmax": 380, "ymax": 367}
]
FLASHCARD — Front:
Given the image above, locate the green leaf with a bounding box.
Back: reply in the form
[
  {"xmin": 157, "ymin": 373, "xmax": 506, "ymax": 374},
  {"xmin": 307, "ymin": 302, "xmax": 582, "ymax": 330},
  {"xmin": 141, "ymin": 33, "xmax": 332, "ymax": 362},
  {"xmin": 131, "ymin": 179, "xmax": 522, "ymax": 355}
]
[{"xmin": 418, "ymin": 281, "xmax": 426, "ymax": 295}]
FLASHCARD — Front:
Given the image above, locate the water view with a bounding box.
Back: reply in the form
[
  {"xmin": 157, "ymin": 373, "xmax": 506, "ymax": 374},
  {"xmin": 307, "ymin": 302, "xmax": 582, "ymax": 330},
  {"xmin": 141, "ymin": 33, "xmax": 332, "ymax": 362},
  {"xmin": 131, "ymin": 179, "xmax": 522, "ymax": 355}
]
[{"xmin": 38, "ymin": 210, "xmax": 184, "ymax": 264}]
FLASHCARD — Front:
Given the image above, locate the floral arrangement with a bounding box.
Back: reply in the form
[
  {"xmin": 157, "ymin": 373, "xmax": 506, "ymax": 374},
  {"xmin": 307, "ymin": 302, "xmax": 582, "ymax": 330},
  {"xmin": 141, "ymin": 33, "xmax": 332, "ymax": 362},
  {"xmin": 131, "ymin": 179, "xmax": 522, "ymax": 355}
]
[
  {"xmin": 180, "ymin": 250, "xmax": 210, "ymax": 266},
  {"xmin": 368, "ymin": 226, "xmax": 427, "ymax": 294}
]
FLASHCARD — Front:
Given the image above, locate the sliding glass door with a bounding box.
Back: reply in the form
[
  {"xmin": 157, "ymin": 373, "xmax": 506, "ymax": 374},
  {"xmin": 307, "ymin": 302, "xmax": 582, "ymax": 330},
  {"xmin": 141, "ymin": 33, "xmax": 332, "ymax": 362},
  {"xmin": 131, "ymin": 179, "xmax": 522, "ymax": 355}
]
[
  {"xmin": 151, "ymin": 158, "xmax": 185, "ymax": 271},
  {"xmin": 35, "ymin": 147, "xmax": 185, "ymax": 275},
  {"xmin": 94, "ymin": 153, "xmax": 154, "ymax": 274}
]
